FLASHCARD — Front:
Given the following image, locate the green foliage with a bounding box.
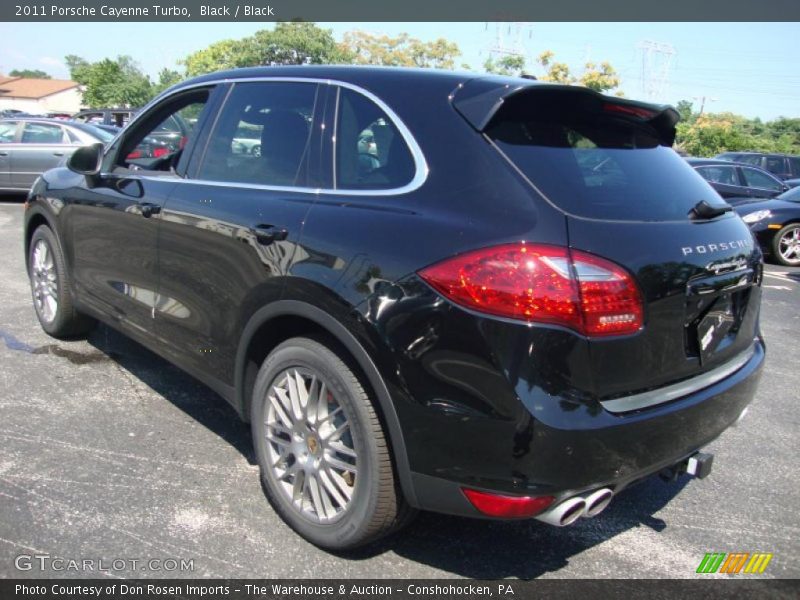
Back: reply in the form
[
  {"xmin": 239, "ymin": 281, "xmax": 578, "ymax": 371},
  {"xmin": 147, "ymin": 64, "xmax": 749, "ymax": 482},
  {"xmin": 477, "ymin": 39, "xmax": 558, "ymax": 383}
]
[
  {"xmin": 340, "ymin": 30, "xmax": 459, "ymax": 69},
  {"xmin": 483, "ymin": 55, "xmax": 526, "ymax": 77},
  {"xmin": 66, "ymin": 55, "xmax": 152, "ymax": 108},
  {"xmin": 9, "ymin": 69, "xmax": 51, "ymax": 79},
  {"xmin": 182, "ymin": 22, "xmax": 346, "ymax": 77},
  {"xmin": 153, "ymin": 68, "xmax": 184, "ymax": 95},
  {"xmin": 674, "ymin": 104, "xmax": 800, "ymax": 157}
]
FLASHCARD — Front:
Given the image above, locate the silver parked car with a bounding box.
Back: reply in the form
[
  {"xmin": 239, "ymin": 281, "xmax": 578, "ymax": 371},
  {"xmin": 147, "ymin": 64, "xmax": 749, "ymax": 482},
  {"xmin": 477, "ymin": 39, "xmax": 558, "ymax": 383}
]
[{"xmin": 0, "ymin": 118, "xmax": 114, "ymax": 192}]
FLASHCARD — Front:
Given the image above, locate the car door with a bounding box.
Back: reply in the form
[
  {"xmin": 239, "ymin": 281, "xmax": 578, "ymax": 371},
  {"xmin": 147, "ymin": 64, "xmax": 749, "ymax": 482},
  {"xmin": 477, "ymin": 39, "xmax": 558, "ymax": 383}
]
[
  {"xmin": 154, "ymin": 80, "xmax": 326, "ymax": 386},
  {"xmin": 9, "ymin": 121, "xmax": 76, "ymax": 189},
  {"xmin": 65, "ymin": 86, "xmax": 221, "ymax": 336},
  {"xmin": 741, "ymin": 166, "xmax": 785, "ymax": 198},
  {"xmin": 0, "ymin": 121, "xmax": 18, "ymax": 189},
  {"xmin": 695, "ymin": 165, "xmax": 747, "ymax": 198}
]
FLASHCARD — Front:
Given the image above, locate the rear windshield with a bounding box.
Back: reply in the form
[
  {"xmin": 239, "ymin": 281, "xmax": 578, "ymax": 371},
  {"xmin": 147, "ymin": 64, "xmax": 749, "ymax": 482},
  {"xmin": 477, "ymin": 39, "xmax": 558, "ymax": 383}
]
[{"xmin": 486, "ymin": 95, "xmax": 727, "ymax": 221}]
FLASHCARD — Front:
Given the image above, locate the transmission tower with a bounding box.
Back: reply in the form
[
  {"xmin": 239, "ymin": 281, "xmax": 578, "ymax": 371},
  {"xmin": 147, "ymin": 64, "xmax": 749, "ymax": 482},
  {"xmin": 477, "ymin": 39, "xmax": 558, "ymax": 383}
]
[
  {"xmin": 483, "ymin": 23, "xmax": 533, "ymax": 62},
  {"xmin": 638, "ymin": 40, "xmax": 676, "ymax": 101}
]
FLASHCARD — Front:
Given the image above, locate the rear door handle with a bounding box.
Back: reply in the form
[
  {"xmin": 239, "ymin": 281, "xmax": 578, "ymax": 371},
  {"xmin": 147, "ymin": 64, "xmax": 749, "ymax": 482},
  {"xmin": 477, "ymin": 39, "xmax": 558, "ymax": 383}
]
[
  {"xmin": 137, "ymin": 202, "xmax": 161, "ymax": 218},
  {"xmin": 251, "ymin": 224, "xmax": 289, "ymax": 245},
  {"xmin": 0, "ymin": 151, "xmax": 8, "ymax": 157},
  {"xmin": 53, "ymin": 151, "xmax": 64, "ymax": 157}
]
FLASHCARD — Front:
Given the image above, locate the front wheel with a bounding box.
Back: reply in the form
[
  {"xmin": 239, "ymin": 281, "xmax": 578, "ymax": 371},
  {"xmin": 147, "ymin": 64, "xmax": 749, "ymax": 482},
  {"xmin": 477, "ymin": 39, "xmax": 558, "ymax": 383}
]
[
  {"xmin": 28, "ymin": 225, "xmax": 95, "ymax": 338},
  {"xmin": 251, "ymin": 336, "xmax": 413, "ymax": 550},
  {"xmin": 772, "ymin": 223, "xmax": 800, "ymax": 266}
]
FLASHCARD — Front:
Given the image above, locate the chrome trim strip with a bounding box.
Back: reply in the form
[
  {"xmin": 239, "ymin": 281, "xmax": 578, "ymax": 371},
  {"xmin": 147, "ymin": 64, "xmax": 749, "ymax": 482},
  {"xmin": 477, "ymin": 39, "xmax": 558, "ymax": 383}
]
[
  {"xmin": 600, "ymin": 343, "xmax": 757, "ymax": 414},
  {"xmin": 110, "ymin": 75, "xmax": 429, "ymax": 197}
]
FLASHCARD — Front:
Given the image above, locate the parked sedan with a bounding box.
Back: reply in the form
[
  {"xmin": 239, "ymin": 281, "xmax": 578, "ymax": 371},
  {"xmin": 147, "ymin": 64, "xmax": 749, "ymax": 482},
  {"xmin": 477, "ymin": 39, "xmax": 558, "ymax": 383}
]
[
  {"xmin": 735, "ymin": 185, "xmax": 800, "ymax": 266},
  {"xmin": 687, "ymin": 158, "xmax": 789, "ymax": 202},
  {"xmin": 0, "ymin": 118, "xmax": 114, "ymax": 192}
]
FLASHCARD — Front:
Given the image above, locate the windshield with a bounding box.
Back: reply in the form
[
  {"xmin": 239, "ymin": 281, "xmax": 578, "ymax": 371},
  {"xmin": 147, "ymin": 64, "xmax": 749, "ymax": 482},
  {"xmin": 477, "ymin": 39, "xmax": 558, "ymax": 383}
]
[
  {"xmin": 486, "ymin": 99, "xmax": 729, "ymax": 221},
  {"xmin": 778, "ymin": 186, "xmax": 800, "ymax": 203},
  {"xmin": 76, "ymin": 123, "xmax": 115, "ymax": 142}
]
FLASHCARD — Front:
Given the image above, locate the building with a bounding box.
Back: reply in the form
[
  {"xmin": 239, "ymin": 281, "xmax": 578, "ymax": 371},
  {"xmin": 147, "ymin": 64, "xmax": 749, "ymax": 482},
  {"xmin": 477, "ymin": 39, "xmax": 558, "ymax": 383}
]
[{"xmin": 0, "ymin": 76, "xmax": 82, "ymax": 115}]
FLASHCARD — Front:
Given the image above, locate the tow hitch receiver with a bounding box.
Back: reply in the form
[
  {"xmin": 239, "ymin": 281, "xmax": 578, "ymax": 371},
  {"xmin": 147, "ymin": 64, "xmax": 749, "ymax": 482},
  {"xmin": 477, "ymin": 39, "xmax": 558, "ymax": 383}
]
[{"xmin": 660, "ymin": 452, "xmax": 714, "ymax": 482}]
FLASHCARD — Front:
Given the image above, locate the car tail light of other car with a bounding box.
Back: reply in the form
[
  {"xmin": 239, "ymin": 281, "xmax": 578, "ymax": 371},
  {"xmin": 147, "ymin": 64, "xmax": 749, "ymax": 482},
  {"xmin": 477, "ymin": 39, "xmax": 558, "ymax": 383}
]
[{"xmin": 419, "ymin": 243, "xmax": 643, "ymax": 337}]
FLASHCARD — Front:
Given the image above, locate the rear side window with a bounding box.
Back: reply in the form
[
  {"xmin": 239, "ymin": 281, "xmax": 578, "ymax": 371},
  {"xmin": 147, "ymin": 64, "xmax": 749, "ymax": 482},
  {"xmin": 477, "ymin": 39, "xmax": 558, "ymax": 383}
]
[
  {"xmin": 486, "ymin": 96, "xmax": 726, "ymax": 221},
  {"xmin": 738, "ymin": 155, "xmax": 762, "ymax": 167},
  {"xmin": 764, "ymin": 156, "xmax": 785, "ymax": 175},
  {"xmin": 334, "ymin": 87, "xmax": 415, "ymax": 190},
  {"xmin": 790, "ymin": 157, "xmax": 800, "ymax": 177},
  {"xmin": 741, "ymin": 167, "xmax": 782, "ymax": 191},
  {"xmin": 198, "ymin": 81, "xmax": 317, "ymax": 187}
]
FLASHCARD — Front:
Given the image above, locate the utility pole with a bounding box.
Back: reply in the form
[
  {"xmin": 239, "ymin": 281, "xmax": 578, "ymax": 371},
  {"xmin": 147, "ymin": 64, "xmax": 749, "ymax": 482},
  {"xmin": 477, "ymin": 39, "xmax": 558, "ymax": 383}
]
[{"xmin": 693, "ymin": 95, "xmax": 718, "ymax": 114}]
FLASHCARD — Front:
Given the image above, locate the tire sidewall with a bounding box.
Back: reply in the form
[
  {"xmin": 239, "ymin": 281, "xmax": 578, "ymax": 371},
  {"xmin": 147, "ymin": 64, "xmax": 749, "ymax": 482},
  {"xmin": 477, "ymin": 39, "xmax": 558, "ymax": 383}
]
[
  {"xmin": 28, "ymin": 226, "xmax": 70, "ymax": 335},
  {"xmin": 251, "ymin": 338, "xmax": 382, "ymax": 549},
  {"xmin": 773, "ymin": 224, "xmax": 800, "ymax": 266}
]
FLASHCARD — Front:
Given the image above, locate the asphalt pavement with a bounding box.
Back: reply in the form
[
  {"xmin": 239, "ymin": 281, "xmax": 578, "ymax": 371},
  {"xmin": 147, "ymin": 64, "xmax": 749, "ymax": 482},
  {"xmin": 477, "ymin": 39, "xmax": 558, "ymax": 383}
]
[{"xmin": 0, "ymin": 199, "xmax": 797, "ymax": 579}]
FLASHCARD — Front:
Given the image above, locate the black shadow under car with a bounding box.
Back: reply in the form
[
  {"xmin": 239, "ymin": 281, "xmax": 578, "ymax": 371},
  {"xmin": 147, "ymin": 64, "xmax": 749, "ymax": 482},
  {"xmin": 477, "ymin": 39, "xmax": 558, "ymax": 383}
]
[{"xmin": 24, "ymin": 66, "xmax": 764, "ymax": 550}]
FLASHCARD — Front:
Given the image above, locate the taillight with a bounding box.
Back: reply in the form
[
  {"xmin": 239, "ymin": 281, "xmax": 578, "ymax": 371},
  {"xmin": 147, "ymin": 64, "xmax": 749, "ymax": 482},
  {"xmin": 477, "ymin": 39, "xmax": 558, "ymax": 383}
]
[
  {"xmin": 418, "ymin": 243, "xmax": 643, "ymax": 337},
  {"xmin": 153, "ymin": 147, "xmax": 169, "ymax": 158},
  {"xmin": 462, "ymin": 488, "xmax": 555, "ymax": 518}
]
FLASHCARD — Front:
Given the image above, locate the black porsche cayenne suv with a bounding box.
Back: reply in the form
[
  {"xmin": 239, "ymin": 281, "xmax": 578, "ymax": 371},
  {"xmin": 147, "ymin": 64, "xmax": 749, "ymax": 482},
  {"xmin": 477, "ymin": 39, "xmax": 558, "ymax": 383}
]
[{"xmin": 25, "ymin": 66, "xmax": 764, "ymax": 550}]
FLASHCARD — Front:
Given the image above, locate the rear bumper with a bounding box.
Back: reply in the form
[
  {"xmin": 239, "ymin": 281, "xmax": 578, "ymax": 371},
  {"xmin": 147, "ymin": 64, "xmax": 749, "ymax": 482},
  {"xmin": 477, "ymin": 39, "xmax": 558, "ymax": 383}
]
[{"xmin": 406, "ymin": 338, "xmax": 764, "ymax": 517}]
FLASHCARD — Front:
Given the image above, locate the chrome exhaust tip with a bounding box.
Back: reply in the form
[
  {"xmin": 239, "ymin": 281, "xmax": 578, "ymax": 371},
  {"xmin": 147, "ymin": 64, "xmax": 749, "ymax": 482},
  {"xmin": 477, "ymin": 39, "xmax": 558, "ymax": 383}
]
[
  {"xmin": 534, "ymin": 497, "xmax": 586, "ymax": 527},
  {"xmin": 582, "ymin": 488, "xmax": 613, "ymax": 518}
]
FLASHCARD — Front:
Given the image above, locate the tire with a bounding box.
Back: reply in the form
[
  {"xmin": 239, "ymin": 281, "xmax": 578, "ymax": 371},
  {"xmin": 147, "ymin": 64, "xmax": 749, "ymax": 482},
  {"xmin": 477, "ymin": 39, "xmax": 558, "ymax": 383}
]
[
  {"xmin": 28, "ymin": 225, "xmax": 95, "ymax": 338},
  {"xmin": 771, "ymin": 223, "xmax": 800, "ymax": 266},
  {"xmin": 251, "ymin": 336, "xmax": 413, "ymax": 550}
]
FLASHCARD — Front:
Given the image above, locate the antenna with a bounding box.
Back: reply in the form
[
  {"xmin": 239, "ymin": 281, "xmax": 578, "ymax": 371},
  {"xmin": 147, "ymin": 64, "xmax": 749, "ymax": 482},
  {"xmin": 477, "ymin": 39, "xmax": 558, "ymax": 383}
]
[{"xmin": 638, "ymin": 40, "xmax": 676, "ymax": 101}]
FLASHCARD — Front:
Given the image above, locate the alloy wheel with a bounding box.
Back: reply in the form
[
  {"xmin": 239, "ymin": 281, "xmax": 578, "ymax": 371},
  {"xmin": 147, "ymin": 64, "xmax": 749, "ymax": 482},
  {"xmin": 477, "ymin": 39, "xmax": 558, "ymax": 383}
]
[
  {"xmin": 31, "ymin": 239, "xmax": 58, "ymax": 323},
  {"xmin": 264, "ymin": 367, "xmax": 358, "ymax": 523},
  {"xmin": 778, "ymin": 226, "xmax": 800, "ymax": 265}
]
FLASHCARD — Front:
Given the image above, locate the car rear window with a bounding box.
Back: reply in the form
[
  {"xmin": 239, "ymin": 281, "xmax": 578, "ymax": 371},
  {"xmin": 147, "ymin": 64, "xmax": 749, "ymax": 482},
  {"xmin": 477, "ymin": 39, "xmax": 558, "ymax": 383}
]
[{"xmin": 486, "ymin": 97, "xmax": 729, "ymax": 221}]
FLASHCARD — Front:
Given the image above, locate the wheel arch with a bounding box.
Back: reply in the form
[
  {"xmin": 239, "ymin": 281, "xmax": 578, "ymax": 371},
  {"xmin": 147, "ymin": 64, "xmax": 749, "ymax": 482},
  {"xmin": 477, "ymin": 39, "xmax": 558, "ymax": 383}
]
[{"xmin": 234, "ymin": 299, "xmax": 418, "ymax": 506}]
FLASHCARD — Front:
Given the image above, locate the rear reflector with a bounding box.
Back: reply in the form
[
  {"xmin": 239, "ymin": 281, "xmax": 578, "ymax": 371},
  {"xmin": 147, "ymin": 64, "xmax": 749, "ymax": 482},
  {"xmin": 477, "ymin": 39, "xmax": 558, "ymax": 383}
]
[
  {"xmin": 462, "ymin": 488, "xmax": 555, "ymax": 518},
  {"xmin": 418, "ymin": 243, "xmax": 643, "ymax": 337}
]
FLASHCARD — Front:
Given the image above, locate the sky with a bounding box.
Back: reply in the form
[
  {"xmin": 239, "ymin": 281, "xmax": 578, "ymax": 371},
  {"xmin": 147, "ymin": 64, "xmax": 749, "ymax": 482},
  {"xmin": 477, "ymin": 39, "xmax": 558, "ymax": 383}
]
[{"xmin": 0, "ymin": 21, "xmax": 798, "ymax": 120}]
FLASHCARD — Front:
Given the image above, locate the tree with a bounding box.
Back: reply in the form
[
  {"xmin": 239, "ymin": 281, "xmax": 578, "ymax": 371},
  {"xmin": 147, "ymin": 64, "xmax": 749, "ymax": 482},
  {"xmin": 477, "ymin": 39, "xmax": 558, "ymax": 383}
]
[
  {"xmin": 66, "ymin": 55, "xmax": 152, "ymax": 108},
  {"xmin": 675, "ymin": 100, "xmax": 695, "ymax": 124},
  {"xmin": 537, "ymin": 51, "xmax": 620, "ymax": 93},
  {"xmin": 339, "ymin": 31, "xmax": 460, "ymax": 69},
  {"xmin": 153, "ymin": 68, "xmax": 183, "ymax": 95},
  {"xmin": 483, "ymin": 55, "xmax": 526, "ymax": 77},
  {"xmin": 182, "ymin": 22, "xmax": 346, "ymax": 77},
  {"xmin": 9, "ymin": 69, "xmax": 51, "ymax": 79}
]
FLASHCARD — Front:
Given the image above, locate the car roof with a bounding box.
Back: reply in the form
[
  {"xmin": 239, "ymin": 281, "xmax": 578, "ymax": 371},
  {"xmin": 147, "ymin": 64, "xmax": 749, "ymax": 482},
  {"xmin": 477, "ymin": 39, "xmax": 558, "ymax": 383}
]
[
  {"xmin": 718, "ymin": 151, "xmax": 795, "ymax": 158},
  {"xmin": 686, "ymin": 158, "xmax": 740, "ymax": 166}
]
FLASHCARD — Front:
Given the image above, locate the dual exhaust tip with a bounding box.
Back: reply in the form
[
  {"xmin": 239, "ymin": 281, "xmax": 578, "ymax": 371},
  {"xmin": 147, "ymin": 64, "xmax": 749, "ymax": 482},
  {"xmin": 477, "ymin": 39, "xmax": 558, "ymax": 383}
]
[{"xmin": 535, "ymin": 487, "xmax": 614, "ymax": 527}]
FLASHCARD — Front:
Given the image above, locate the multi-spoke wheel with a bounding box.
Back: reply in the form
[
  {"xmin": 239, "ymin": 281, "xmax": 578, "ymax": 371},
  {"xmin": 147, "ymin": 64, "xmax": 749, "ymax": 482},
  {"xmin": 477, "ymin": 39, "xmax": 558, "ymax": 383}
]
[
  {"xmin": 773, "ymin": 223, "xmax": 800, "ymax": 266},
  {"xmin": 28, "ymin": 226, "xmax": 95, "ymax": 338},
  {"xmin": 265, "ymin": 367, "xmax": 358, "ymax": 523},
  {"xmin": 251, "ymin": 336, "xmax": 413, "ymax": 550}
]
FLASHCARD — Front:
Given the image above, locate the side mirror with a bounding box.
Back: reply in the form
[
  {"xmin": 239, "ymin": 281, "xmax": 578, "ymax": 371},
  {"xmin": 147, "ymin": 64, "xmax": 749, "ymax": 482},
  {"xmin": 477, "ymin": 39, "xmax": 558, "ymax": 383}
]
[{"xmin": 67, "ymin": 142, "xmax": 104, "ymax": 175}]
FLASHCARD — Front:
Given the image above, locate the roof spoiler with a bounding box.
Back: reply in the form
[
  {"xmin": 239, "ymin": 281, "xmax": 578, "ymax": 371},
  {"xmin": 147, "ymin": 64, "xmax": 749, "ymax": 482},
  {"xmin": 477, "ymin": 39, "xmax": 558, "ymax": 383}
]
[{"xmin": 451, "ymin": 77, "xmax": 680, "ymax": 146}]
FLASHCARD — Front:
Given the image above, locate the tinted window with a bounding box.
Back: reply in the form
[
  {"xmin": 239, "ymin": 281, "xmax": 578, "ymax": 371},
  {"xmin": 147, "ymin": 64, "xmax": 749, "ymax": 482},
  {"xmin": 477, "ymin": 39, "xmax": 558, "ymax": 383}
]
[
  {"xmin": 790, "ymin": 157, "xmax": 800, "ymax": 177},
  {"xmin": 764, "ymin": 156, "xmax": 785, "ymax": 175},
  {"xmin": 779, "ymin": 186, "xmax": 800, "ymax": 202},
  {"xmin": 696, "ymin": 166, "xmax": 738, "ymax": 186},
  {"xmin": 21, "ymin": 123, "xmax": 64, "ymax": 144},
  {"xmin": 115, "ymin": 90, "xmax": 209, "ymax": 170},
  {"xmin": 198, "ymin": 82, "xmax": 317, "ymax": 187},
  {"xmin": 486, "ymin": 98, "xmax": 727, "ymax": 221},
  {"xmin": 335, "ymin": 87, "xmax": 415, "ymax": 190},
  {"xmin": 0, "ymin": 121, "xmax": 16, "ymax": 143},
  {"xmin": 738, "ymin": 155, "xmax": 762, "ymax": 167},
  {"xmin": 741, "ymin": 167, "xmax": 782, "ymax": 191}
]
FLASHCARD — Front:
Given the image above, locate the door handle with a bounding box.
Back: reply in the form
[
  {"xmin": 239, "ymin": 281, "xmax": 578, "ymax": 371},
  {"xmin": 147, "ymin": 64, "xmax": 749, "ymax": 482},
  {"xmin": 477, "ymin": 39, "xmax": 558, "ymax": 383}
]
[
  {"xmin": 53, "ymin": 151, "xmax": 64, "ymax": 157},
  {"xmin": 0, "ymin": 151, "xmax": 8, "ymax": 157},
  {"xmin": 137, "ymin": 202, "xmax": 161, "ymax": 218},
  {"xmin": 251, "ymin": 224, "xmax": 289, "ymax": 245}
]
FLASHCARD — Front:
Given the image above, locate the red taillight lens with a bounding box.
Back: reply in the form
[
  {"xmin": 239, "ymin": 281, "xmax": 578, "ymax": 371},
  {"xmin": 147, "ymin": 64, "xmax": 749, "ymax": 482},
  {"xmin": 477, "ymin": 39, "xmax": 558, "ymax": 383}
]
[
  {"xmin": 603, "ymin": 102, "xmax": 655, "ymax": 120},
  {"xmin": 418, "ymin": 243, "xmax": 643, "ymax": 337},
  {"xmin": 462, "ymin": 488, "xmax": 555, "ymax": 518},
  {"xmin": 126, "ymin": 149, "xmax": 142, "ymax": 160},
  {"xmin": 153, "ymin": 147, "xmax": 169, "ymax": 158}
]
